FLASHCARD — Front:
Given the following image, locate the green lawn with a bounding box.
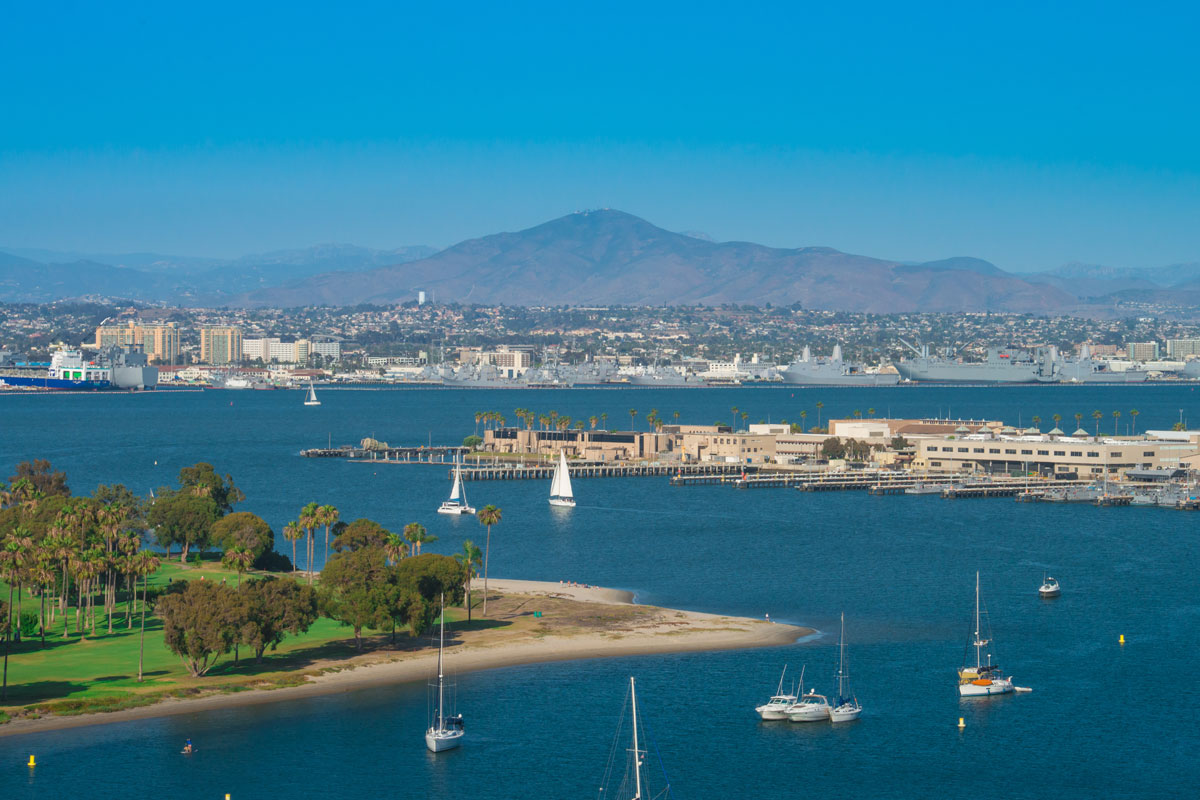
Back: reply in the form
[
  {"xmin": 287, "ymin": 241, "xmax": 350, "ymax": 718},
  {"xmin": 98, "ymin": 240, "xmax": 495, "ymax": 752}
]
[{"xmin": 0, "ymin": 559, "xmax": 395, "ymax": 715}]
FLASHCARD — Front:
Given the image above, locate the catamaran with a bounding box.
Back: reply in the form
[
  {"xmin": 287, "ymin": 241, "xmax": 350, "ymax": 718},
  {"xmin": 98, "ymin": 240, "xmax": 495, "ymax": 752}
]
[
  {"xmin": 755, "ymin": 665, "xmax": 797, "ymax": 720},
  {"xmin": 828, "ymin": 613, "xmax": 862, "ymax": 722},
  {"xmin": 425, "ymin": 594, "xmax": 464, "ymax": 752},
  {"xmin": 438, "ymin": 456, "xmax": 476, "ymax": 515},
  {"xmin": 549, "ymin": 449, "xmax": 575, "ymax": 507},
  {"xmin": 303, "ymin": 382, "xmax": 320, "ymax": 406},
  {"xmin": 958, "ymin": 571, "xmax": 1015, "ymax": 697}
]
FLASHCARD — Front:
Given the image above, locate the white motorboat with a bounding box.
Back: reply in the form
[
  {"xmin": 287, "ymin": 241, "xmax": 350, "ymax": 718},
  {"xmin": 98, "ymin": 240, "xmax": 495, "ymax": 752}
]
[
  {"xmin": 786, "ymin": 688, "xmax": 831, "ymax": 723},
  {"xmin": 437, "ymin": 456, "xmax": 476, "ymax": 515},
  {"xmin": 425, "ymin": 594, "xmax": 465, "ymax": 752},
  {"xmin": 303, "ymin": 382, "xmax": 320, "ymax": 406},
  {"xmin": 958, "ymin": 571, "xmax": 1016, "ymax": 697},
  {"xmin": 1038, "ymin": 575, "xmax": 1061, "ymax": 597},
  {"xmin": 755, "ymin": 665, "xmax": 797, "ymax": 720},
  {"xmin": 549, "ymin": 449, "xmax": 576, "ymax": 507},
  {"xmin": 828, "ymin": 613, "xmax": 862, "ymax": 722}
]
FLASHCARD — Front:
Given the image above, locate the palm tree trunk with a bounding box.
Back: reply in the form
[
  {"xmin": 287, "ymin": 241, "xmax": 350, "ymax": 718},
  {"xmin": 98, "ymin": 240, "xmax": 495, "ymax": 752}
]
[
  {"xmin": 483, "ymin": 526, "xmax": 491, "ymax": 617},
  {"xmin": 291, "ymin": 540, "xmax": 297, "ymax": 574},
  {"xmin": 39, "ymin": 587, "xmax": 46, "ymax": 647},
  {"xmin": 2, "ymin": 583, "xmax": 13, "ymax": 701},
  {"xmin": 137, "ymin": 575, "xmax": 147, "ymax": 682}
]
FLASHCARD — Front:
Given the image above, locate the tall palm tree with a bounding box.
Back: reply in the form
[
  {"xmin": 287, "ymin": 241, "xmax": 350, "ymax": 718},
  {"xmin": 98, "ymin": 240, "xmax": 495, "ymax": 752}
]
[
  {"xmin": 299, "ymin": 502, "xmax": 320, "ymax": 584},
  {"xmin": 0, "ymin": 530, "xmax": 28, "ymax": 700},
  {"xmin": 1130, "ymin": 408, "xmax": 1140, "ymax": 435},
  {"xmin": 629, "ymin": 408, "xmax": 638, "ymax": 430},
  {"xmin": 283, "ymin": 521, "xmax": 303, "ymax": 575},
  {"xmin": 1075, "ymin": 412, "xmax": 1084, "ymax": 431},
  {"xmin": 673, "ymin": 411, "xmax": 680, "ymax": 425},
  {"xmin": 222, "ymin": 546, "xmax": 254, "ymax": 587},
  {"xmin": 799, "ymin": 410, "xmax": 808, "ymax": 430},
  {"xmin": 134, "ymin": 550, "xmax": 161, "ymax": 682},
  {"xmin": 454, "ymin": 539, "xmax": 483, "ymax": 622},
  {"xmin": 1092, "ymin": 409, "xmax": 1103, "ymax": 437},
  {"xmin": 383, "ymin": 533, "xmax": 409, "ymax": 564},
  {"xmin": 816, "ymin": 401, "xmax": 825, "ymax": 430},
  {"xmin": 474, "ymin": 412, "xmax": 483, "ymax": 436},
  {"xmin": 589, "ymin": 415, "xmax": 598, "ymax": 430},
  {"xmin": 1052, "ymin": 413, "xmax": 1062, "ymax": 431},
  {"xmin": 1113, "ymin": 409, "xmax": 1121, "ymax": 435},
  {"xmin": 317, "ymin": 504, "xmax": 339, "ymax": 572},
  {"xmin": 741, "ymin": 411, "xmax": 749, "ymax": 428},
  {"xmin": 868, "ymin": 408, "xmax": 876, "ymax": 418},
  {"xmin": 730, "ymin": 406, "xmax": 739, "ymax": 429},
  {"xmin": 1031, "ymin": 415, "xmax": 1041, "ymax": 430},
  {"xmin": 600, "ymin": 412, "xmax": 608, "ymax": 430},
  {"xmin": 476, "ymin": 505, "xmax": 502, "ymax": 616},
  {"xmin": 404, "ymin": 522, "xmax": 436, "ymax": 556}
]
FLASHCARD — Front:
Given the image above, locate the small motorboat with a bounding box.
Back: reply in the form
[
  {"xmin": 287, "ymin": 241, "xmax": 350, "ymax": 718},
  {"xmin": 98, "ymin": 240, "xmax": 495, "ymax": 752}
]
[
  {"xmin": 755, "ymin": 665, "xmax": 796, "ymax": 720},
  {"xmin": 1039, "ymin": 576, "xmax": 1061, "ymax": 598},
  {"xmin": 786, "ymin": 690, "xmax": 832, "ymax": 722}
]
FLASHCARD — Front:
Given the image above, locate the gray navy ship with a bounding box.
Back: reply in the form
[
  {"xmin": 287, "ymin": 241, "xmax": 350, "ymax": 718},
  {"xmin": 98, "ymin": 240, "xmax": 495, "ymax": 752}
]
[
  {"xmin": 781, "ymin": 345, "xmax": 900, "ymax": 386},
  {"xmin": 896, "ymin": 341, "xmax": 1148, "ymax": 384}
]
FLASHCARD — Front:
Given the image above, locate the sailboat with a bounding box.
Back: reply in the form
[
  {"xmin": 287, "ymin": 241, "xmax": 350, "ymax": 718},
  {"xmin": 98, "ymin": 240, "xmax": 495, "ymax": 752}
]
[
  {"xmin": 828, "ymin": 613, "xmax": 862, "ymax": 722},
  {"xmin": 549, "ymin": 448, "xmax": 575, "ymax": 507},
  {"xmin": 958, "ymin": 571, "xmax": 1015, "ymax": 697},
  {"xmin": 425, "ymin": 594, "xmax": 464, "ymax": 752},
  {"xmin": 303, "ymin": 382, "xmax": 320, "ymax": 406},
  {"xmin": 755, "ymin": 665, "xmax": 797, "ymax": 720},
  {"xmin": 599, "ymin": 678, "xmax": 671, "ymax": 800},
  {"xmin": 438, "ymin": 455, "xmax": 476, "ymax": 515}
]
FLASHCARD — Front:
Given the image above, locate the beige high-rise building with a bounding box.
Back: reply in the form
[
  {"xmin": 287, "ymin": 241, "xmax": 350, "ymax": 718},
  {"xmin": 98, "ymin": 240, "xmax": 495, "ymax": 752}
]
[
  {"xmin": 200, "ymin": 326, "xmax": 244, "ymax": 365},
  {"xmin": 94, "ymin": 321, "xmax": 180, "ymax": 364}
]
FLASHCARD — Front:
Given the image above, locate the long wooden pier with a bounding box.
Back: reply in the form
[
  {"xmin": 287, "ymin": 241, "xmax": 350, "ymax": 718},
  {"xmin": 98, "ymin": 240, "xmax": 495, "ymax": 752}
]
[{"xmin": 460, "ymin": 462, "xmax": 745, "ymax": 481}]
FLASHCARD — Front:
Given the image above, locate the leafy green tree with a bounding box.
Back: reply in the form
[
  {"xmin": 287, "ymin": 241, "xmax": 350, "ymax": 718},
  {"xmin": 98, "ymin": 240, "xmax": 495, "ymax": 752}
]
[
  {"xmin": 334, "ymin": 518, "xmax": 393, "ymax": 553},
  {"xmin": 148, "ymin": 491, "xmax": 220, "ymax": 562},
  {"xmin": 821, "ymin": 437, "xmax": 847, "ymax": 460},
  {"xmin": 319, "ymin": 546, "xmax": 392, "ymax": 651},
  {"xmin": 7, "ymin": 459, "xmax": 70, "ymax": 498},
  {"xmin": 177, "ymin": 463, "xmax": 244, "ymax": 514},
  {"xmin": 157, "ymin": 579, "xmax": 239, "ymax": 676},
  {"xmin": 211, "ymin": 512, "xmax": 274, "ymax": 559},
  {"xmin": 463, "ymin": 435, "xmax": 483, "ymax": 449},
  {"xmin": 236, "ymin": 577, "xmax": 319, "ymax": 663}
]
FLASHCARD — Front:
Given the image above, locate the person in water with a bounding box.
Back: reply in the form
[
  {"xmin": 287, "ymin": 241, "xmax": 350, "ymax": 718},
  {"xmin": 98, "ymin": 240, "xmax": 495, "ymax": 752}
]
[{"xmin": 183, "ymin": 739, "xmax": 193, "ymax": 754}]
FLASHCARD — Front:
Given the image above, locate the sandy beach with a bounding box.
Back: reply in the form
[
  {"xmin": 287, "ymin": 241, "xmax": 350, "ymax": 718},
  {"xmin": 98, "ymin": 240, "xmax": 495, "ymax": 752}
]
[{"xmin": 0, "ymin": 579, "xmax": 807, "ymax": 738}]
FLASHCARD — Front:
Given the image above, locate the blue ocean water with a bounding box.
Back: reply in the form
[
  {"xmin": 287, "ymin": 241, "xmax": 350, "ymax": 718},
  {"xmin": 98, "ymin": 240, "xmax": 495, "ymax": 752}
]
[{"xmin": 2, "ymin": 385, "xmax": 1198, "ymax": 798}]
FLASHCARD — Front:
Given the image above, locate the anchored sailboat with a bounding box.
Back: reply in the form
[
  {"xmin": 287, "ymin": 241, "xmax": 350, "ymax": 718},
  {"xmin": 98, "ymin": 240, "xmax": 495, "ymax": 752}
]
[
  {"xmin": 303, "ymin": 382, "xmax": 320, "ymax": 406},
  {"xmin": 598, "ymin": 678, "xmax": 672, "ymax": 800},
  {"xmin": 425, "ymin": 594, "xmax": 464, "ymax": 752},
  {"xmin": 438, "ymin": 455, "xmax": 476, "ymax": 515},
  {"xmin": 829, "ymin": 613, "xmax": 862, "ymax": 721},
  {"xmin": 549, "ymin": 449, "xmax": 575, "ymax": 507},
  {"xmin": 958, "ymin": 571, "xmax": 1015, "ymax": 697}
]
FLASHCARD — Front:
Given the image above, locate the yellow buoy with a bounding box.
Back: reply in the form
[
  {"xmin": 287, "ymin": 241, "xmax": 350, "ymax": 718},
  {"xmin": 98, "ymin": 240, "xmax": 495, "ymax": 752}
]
[
  {"xmin": 1119, "ymin": 634, "xmax": 1125, "ymax": 645},
  {"xmin": 957, "ymin": 717, "xmax": 965, "ymax": 729},
  {"xmin": 28, "ymin": 755, "xmax": 36, "ymax": 767}
]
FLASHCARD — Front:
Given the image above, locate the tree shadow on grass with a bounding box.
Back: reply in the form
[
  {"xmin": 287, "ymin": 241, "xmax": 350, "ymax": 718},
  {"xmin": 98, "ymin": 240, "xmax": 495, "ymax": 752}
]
[{"xmin": 5, "ymin": 681, "xmax": 92, "ymax": 704}]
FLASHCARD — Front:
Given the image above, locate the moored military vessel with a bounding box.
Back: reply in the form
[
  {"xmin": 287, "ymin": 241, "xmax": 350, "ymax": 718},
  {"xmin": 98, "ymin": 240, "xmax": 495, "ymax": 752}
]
[{"xmin": 781, "ymin": 345, "xmax": 900, "ymax": 386}]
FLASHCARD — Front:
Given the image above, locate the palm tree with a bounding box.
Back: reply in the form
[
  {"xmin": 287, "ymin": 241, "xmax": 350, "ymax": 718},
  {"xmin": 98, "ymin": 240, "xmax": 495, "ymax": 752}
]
[
  {"xmin": 1075, "ymin": 412, "xmax": 1084, "ymax": 432},
  {"xmin": 133, "ymin": 550, "xmax": 161, "ymax": 682},
  {"xmin": 222, "ymin": 546, "xmax": 254, "ymax": 587},
  {"xmin": 1092, "ymin": 409, "xmax": 1103, "ymax": 437},
  {"xmin": 730, "ymin": 406, "xmax": 739, "ymax": 429},
  {"xmin": 799, "ymin": 410, "xmax": 808, "ymax": 430},
  {"xmin": 853, "ymin": 409, "xmax": 862, "ymax": 419},
  {"xmin": 1031, "ymin": 415, "xmax": 1041, "ymax": 430},
  {"xmin": 383, "ymin": 533, "xmax": 409, "ymax": 564},
  {"xmin": 868, "ymin": 408, "xmax": 876, "ymax": 418},
  {"xmin": 1052, "ymin": 413, "xmax": 1062, "ymax": 431},
  {"xmin": 476, "ymin": 505, "xmax": 502, "ymax": 616},
  {"xmin": 673, "ymin": 410, "xmax": 680, "ymax": 425},
  {"xmin": 474, "ymin": 412, "xmax": 483, "ymax": 436},
  {"xmin": 1130, "ymin": 408, "xmax": 1140, "ymax": 435},
  {"xmin": 629, "ymin": 408, "xmax": 638, "ymax": 430},
  {"xmin": 816, "ymin": 401, "xmax": 825, "ymax": 430},
  {"xmin": 317, "ymin": 504, "xmax": 339, "ymax": 572},
  {"xmin": 283, "ymin": 521, "xmax": 303, "ymax": 575},
  {"xmin": 454, "ymin": 539, "xmax": 484, "ymax": 622},
  {"xmin": 740, "ymin": 411, "xmax": 749, "ymax": 428},
  {"xmin": 404, "ymin": 522, "xmax": 436, "ymax": 556},
  {"xmin": 0, "ymin": 530, "xmax": 27, "ymax": 699},
  {"xmin": 589, "ymin": 415, "xmax": 599, "ymax": 430},
  {"xmin": 299, "ymin": 502, "xmax": 320, "ymax": 584},
  {"xmin": 600, "ymin": 412, "xmax": 608, "ymax": 430},
  {"xmin": 1113, "ymin": 410, "xmax": 1121, "ymax": 435}
]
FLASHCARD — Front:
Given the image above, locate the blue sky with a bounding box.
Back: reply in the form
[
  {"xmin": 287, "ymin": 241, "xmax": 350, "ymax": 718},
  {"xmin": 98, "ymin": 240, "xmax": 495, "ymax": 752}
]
[{"xmin": 1, "ymin": 1, "xmax": 1197, "ymax": 270}]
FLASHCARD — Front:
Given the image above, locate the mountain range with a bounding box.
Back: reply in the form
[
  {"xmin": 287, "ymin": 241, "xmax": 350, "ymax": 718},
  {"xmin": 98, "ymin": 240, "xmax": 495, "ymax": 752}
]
[{"xmin": 4, "ymin": 210, "xmax": 1199, "ymax": 313}]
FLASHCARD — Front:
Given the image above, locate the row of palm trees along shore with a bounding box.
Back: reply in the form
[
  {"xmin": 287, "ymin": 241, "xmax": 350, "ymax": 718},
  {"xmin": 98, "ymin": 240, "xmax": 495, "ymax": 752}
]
[{"xmin": 0, "ymin": 458, "xmax": 507, "ymax": 706}]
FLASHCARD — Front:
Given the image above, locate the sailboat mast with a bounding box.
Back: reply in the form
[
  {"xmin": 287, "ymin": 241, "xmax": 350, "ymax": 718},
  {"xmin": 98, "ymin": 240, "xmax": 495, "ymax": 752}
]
[
  {"xmin": 630, "ymin": 676, "xmax": 642, "ymax": 800},
  {"xmin": 838, "ymin": 612, "xmax": 847, "ymax": 696},
  {"xmin": 974, "ymin": 571, "xmax": 981, "ymax": 668},
  {"xmin": 437, "ymin": 593, "xmax": 445, "ymax": 730}
]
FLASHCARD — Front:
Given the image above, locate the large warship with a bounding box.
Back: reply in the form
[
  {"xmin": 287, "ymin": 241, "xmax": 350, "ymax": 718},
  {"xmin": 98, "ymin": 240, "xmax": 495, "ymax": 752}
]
[
  {"xmin": 895, "ymin": 341, "xmax": 1057, "ymax": 383},
  {"xmin": 1055, "ymin": 344, "xmax": 1148, "ymax": 383},
  {"xmin": 781, "ymin": 345, "xmax": 900, "ymax": 386}
]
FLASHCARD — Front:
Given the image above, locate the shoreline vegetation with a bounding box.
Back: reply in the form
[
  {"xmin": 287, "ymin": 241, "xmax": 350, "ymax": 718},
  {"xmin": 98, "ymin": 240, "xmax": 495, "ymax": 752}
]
[{"xmin": 0, "ymin": 577, "xmax": 806, "ymax": 738}]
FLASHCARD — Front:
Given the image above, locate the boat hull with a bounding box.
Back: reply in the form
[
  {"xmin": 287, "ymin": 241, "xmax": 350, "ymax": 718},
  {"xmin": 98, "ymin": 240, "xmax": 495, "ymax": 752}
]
[
  {"xmin": 786, "ymin": 706, "xmax": 830, "ymax": 723},
  {"xmin": 757, "ymin": 708, "xmax": 790, "ymax": 721},
  {"xmin": 425, "ymin": 729, "xmax": 463, "ymax": 752},
  {"xmin": 829, "ymin": 705, "xmax": 862, "ymax": 722},
  {"xmin": 549, "ymin": 498, "xmax": 576, "ymax": 507},
  {"xmin": 958, "ymin": 680, "xmax": 1014, "ymax": 697},
  {"xmin": 438, "ymin": 504, "xmax": 476, "ymax": 515}
]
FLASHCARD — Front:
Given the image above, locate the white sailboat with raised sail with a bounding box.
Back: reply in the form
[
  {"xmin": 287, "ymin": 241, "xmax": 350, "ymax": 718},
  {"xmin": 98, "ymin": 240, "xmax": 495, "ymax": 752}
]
[
  {"xmin": 303, "ymin": 382, "xmax": 320, "ymax": 406},
  {"xmin": 549, "ymin": 448, "xmax": 575, "ymax": 507},
  {"xmin": 425, "ymin": 594, "xmax": 464, "ymax": 752},
  {"xmin": 958, "ymin": 571, "xmax": 1015, "ymax": 697},
  {"xmin": 438, "ymin": 455, "xmax": 476, "ymax": 515},
  {"xmin": 828, "ymin": 612, "xmax": 862, "ymax": 721}
]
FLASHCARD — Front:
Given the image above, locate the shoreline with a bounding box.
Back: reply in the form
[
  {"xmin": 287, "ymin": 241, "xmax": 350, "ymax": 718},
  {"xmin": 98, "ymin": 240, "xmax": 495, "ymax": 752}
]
[{"xmin": 0, "ymin": 580, "xmax": 807, "ymax": 739}]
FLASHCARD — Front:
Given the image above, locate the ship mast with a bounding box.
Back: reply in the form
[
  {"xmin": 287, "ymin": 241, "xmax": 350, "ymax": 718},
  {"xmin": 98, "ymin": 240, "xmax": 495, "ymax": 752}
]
[
  {"xmin": 436, "ymin": 593, "xmax": 445, "ymax": 731},
  {"xmin": 974, "ymin": 571, "xmax": 982, "ymax": 668},
  {"xmin": 630, "ymin": 677, "xmax": 642, "ymax": 800}
]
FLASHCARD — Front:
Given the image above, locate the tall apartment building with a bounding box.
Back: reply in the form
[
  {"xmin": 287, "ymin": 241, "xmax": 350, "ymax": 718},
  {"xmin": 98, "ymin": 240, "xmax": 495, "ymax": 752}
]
[
  {"xmin": 1166, "ymin": 339, "xmax": 1200, "ymax": 359},
  {"xmin": 311, "ymin": 341, "xmax": 341, "ymax": 361},
  {"xmin": 200, "ymin": 326, "xmax": 243, "ymax": 365},
  {"xmin": 94, "ymin": 321, "xmax": 180, "ymax": 364},
  {"xmin": 1127, "ymin": 341, "xmax": 1160, "ymax": 362},
  {"xmin": 242, "ymin": 337, "xmax": 280, "ymax": 362}
]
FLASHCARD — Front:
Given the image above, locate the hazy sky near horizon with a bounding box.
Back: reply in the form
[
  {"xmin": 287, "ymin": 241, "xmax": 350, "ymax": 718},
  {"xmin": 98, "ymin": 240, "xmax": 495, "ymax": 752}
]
[{"xmin": 2, "ymin": 2, "xmax": 1198, "ymax": 271}]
